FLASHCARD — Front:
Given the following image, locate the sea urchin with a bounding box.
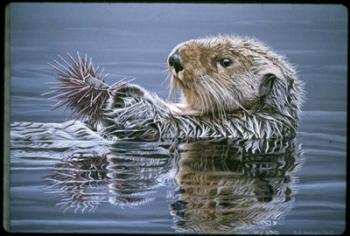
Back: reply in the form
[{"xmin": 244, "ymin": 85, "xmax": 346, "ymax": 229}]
[{"xmin": 44, "ymin": 52, "xmax": 130, "ymax": 128}]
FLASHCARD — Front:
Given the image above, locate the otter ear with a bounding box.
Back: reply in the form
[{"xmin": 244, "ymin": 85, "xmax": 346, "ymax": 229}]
[
  {"xmin": 257, "ymin": 73, "xmax": 289, "ymax": 112},
  {"xmin": 259, "ymin": 73, "xmax": 278, "ymax": 98}
]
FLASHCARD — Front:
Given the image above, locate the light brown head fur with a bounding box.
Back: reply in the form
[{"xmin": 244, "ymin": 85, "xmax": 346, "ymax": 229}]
[{"xmin": 168, "ymin": 35, "xmax": 302, "ymax": 121}]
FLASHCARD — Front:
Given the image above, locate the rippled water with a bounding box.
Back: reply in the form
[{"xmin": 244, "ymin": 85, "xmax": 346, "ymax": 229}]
[{"xmin": 7, "ymin": 3, "xmax": 346, "ymax": 234}]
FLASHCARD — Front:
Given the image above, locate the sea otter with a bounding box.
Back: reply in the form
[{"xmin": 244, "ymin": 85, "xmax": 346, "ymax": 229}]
[{"xmin": 47, "ymin": 35, "xmax": 304, "ymax": 141}]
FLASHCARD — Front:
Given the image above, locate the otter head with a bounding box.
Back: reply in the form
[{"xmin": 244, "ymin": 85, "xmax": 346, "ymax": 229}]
[{"xmin": 168, "ymin": 35, "xmax": 304, "ymax": 122}]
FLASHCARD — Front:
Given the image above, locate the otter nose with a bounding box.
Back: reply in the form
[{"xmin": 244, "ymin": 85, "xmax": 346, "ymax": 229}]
[{"xmin": 168, "ymin": 52, "xmax": 183, "ymax": 73}]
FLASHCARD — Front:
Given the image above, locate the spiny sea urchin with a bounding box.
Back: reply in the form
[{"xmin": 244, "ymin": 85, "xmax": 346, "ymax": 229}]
[{"xmin": 44, "ymin": 52, "xmax": 132, "ymax": 127}]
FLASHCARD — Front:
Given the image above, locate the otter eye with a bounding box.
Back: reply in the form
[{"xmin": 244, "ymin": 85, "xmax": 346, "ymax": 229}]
[{"xmin": 219, "ymin": 58, "xmax": 233, "ymax": 67}]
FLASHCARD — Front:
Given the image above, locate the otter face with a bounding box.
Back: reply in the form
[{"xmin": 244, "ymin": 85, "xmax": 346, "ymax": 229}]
[{"xmin": 168, "ymin": 36, "xmax": 298, "ymax": 118}]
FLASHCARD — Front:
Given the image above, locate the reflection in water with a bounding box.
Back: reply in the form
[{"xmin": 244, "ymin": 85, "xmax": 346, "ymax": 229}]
[
  {"xmin": 46, "ymin": 152, "xmax": 109, "ymax": 213},
  {"xmin": 46, "ymin": 138, "xmax": 303, "ymax": 233},
  {"xmin": 46, "ymin": 142, "xmax": 172, "ymax": 212},
  {"xmin": 106, "ymin": 142, "xmax": 172, "ymax": 206},
  {"xmin": 170, "ymin": 139, "xmax": 303, "ymax": 233}
]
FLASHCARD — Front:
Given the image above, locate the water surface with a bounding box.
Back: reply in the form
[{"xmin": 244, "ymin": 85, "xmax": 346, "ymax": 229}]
[{"xmin": 8, "ymin": 3, "xmax": 347, "ymax": 234}]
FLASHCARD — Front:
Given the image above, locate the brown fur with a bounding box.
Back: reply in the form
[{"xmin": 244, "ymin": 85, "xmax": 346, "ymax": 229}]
[{"xmin": 168, "ymin": 35, "xmax": 302, "ymax": 120}]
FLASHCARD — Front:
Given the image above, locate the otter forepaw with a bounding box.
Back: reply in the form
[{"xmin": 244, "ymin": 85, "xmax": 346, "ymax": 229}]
[{"xmin": 168, "ymin": 104, "xmax": 201, "ymax": 116}]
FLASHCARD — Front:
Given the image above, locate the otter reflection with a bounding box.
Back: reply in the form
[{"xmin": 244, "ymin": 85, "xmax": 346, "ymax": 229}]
[
  {"xmin": 46, "ymin": 138, "xmax": 302, "ymax": 233},
  {"xmin": 170, "ymin": 138, "xmax": 303, "ymax": 233},
  {"xmin": 45, "ymin": 142, "xmax": 172, "ymax": 213}
]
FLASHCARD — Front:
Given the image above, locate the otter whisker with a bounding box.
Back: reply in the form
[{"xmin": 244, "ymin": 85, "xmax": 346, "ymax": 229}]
[
  {"xmin": 164, "ymin": 73, "xmax": 172, "ymax": 91},
  {"xmin": 199, "ymin": 76, "xmax": 227, "ymax": 119},
  {"xmin": 168, "ymin": 76, "xmax": 179, "ymax": 103},
  {"xmin": 202, "ymin": 81, "xmax": 219, "ymax": 116},
  {"xmin": 197, "ymin": 78, "xmax": 212, "ymax": 114},
  {"xmin": 197, "ymin": 88, "xmax": 209, "ymax": 115},
  {"xmin": 207, "ymin": 77, "xmax": 229, "ymax": 119}
]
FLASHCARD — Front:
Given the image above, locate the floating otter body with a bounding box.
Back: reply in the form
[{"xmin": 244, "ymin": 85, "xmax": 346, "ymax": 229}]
[{"xmin": 48, "ymin": 35, "xmax": 304, "ymax": 141}]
